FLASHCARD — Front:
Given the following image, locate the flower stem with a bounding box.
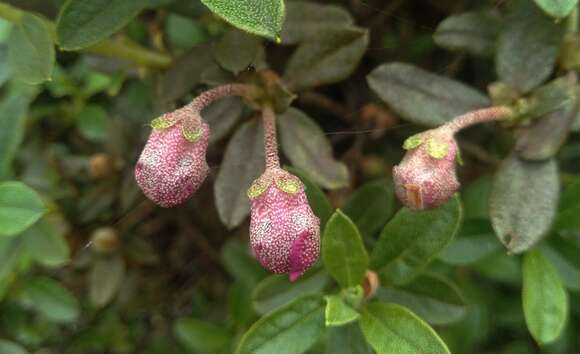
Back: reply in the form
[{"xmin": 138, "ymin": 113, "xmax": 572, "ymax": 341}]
[
  {"xmin": 188, "ymin": 84, "xmax": 255, "ymax": 113},
  {"xmin": 445, "ymin": 106, "xmax": 513, "ymax": 134},
  {"xmin": 262, "ymin": 105, "xmax": 280, "ymax": 169}
]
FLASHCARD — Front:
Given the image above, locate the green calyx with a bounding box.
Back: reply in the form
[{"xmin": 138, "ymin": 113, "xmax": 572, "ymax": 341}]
[
  {"xmin": 181, "ymin": 125, "xmax": 203, "ymax": 143},
  {"xmin": 403, "ymin": 134, "xmax": 424, "ymax": 150},
  {"xmin": 150, "ymin": 115, "xmax": 176, "ymax": 129},
  {"xmin": 426, "ymin": 138, "xmax": 450, "ymax": 159}
]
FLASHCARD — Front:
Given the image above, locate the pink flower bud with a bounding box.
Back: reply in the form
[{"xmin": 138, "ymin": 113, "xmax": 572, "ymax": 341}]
[
  {"xmin": 393, "ymin": 130, "xmax": 460, "ymax": 210},
  {"xmin": 248, "ymin": 168, "xmax": 320, "ymax": 281},
  {"xmin": 135, "ymin": 110, "xmax": 209, "ymax": 208}
]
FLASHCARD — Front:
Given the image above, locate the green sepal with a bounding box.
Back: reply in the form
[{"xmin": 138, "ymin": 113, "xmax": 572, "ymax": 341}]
[
  {"xmin": 426, "ymin": 138, "xmax": 449, "ymax": 159},
  {"xmin": 403, "ymin": 134, "xmax": 424, "ymax": 150},
  {"xmin": 247, "ymin": 178, "xmax": 272, "ymax": 199},
  {"xmin": 275, "ymin": 177, "xmax": 301, "ymax": 194},
  {"xmin": 150, "ymin": 115, "xmax": 176, "ymax": 129},
  {"xmin": 182, "ymin": 125, "xmax": 203, "ymax": 143}
]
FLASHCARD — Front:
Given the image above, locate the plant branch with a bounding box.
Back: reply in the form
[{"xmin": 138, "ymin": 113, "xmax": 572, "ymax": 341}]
[{"xmin": 0, "ymin": 2, "xmax": 172, "ymax": 69}]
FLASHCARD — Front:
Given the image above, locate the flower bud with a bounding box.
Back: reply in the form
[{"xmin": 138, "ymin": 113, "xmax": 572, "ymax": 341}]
[
  {"xmin": 135, "ymin": 110, "xmax": 209, "ymax": 208},
  {"xmin": 248, "ymin": 168, "xmax": 320, "ymax": 281},
  {"xmin": 393, "ymin": 129, "xmax": 459, "ymax": 210}
]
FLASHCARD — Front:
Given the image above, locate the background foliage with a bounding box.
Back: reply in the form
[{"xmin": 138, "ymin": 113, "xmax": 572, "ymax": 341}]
[{"xmin": 0, "ymin": 0, "xmax": 579, "ymax": 353}]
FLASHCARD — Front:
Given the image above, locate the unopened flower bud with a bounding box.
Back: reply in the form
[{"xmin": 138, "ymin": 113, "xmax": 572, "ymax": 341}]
[
  {"xmin": 248, "ymin": 168, "xmax": 320, "ymax": 281},
  {"xmin": 91, "ymin": 227, "xmax": 120, "ymax": 254},
  {"xmin": 135, "ymin": 109, "xmax": 209, "ymax": 208}
]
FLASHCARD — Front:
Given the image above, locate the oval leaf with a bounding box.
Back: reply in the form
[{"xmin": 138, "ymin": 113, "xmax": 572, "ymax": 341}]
[
  {"xmin": 205, "ymin": 96, "xmax": 245, "ymax": 143},
  {"xmin": 89, "ymin": 255, "xmax": 126, "ymax": 308},
  {"xmin": 278, "ymin": 108, "xmax": 349, "ymax": 189},
  {"xmin": 327, "ymin": 323, "xmax": 373, "ymax": 354},
  {"xmin": 284, "ymin": 26, "xmax": 368, "ymax": 91},
  {"xmin": 541, "ymin": 238, "xmax": 580, "ymax": 291},
  {"xmin": 22, "ymin": 219, "xmax": 70, "ymax": 268},
  {"xmin": 322, "ymin": 210, "xmax": 369, "ymax": 289},
  {"xmin": 175, "ymin": 318, "xmax": 230, "ymax": 354},
  {"xmin": 343, "ymin": 179, "xmax": 395, "ymax": 238},
  {"xmin": 281, "ymin": 2, "xmax": 353, "ymax": 44},
  {"xmin": 439, "ymin": 219, "xmax": 501, "ymax": 265},
  {"xmin": 367, "ymin": 62, "xmax": 490, "ymax": 126},
  {"xmin": 534, "ymin": 0, "xmax": 578, "ymax": 18},
  {"xmin": 489, "ymin": 155, "xmax": 559, "ymax": 254},
  {"xmin": 554, "ymin": 177, "xmax": 580, "ymax": 231},
  {"xmin": 57, "ymin": 0, "xmax": 145, "ymax": 50},
  {"xmin": 8, "ymin": 13, "xmax": 54, "ymax": 84},
  {"xmin": 214, "ymin": 120, "xmax": 265, "ymax": 229},
  {"xmin": 18, "ymin": 276, "xmax": 80, "ymax": 323},
  {"xmin": 0, "ymin": 181, "xmax": 45, "ymax": 237},
  {"xmin": 360, "ymin": 303, "xmax": 450, "ymax": 354},
  {"xmin": 213, "ymin": 29, "xmax": 261, "ymax": 74},
  {"xmin": 522, "ymin": 250, "xmax": 568, "ymax": 345},
  {"xmin": 370, "ymin": 196, "xmax": 463, "ymax": 284},
  {"xmin": 200, "ymin": 0, "xmax": 284, "ymax": 41},
  {"xmin": 325, "ymin": 294, "xmax": 360, "ymax": 327},
  {"xmin": 236, "ymin": 294, "xmax": 325, "ymax": 354}
]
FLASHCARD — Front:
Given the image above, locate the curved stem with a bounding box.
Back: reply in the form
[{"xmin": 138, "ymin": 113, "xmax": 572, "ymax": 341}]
[
  {"xmin": 262, "ymin": 105, "xmax": 280, "ymax": 169},
  {"xmin": 445, "ymin": 106, "xmax": 513, "ymax": 134},
  {"xmin": 188, "ymin": 84, "xmax": 255, "ymax": 113}
]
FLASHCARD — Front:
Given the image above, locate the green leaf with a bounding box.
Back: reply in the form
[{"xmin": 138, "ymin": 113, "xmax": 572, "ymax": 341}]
[
  {"xmin": 367, "ymin": 63, "xmax": 490, "ymax": 126},
  {"xmin": 285, "ymin": 166, "xmax": 333, "ymax": 229},
  {"xmin": 534, "ymin": 0, "xmax": 578, "ymax": 18},
  {"xmin": 496, "ymin": 0, "xmax": 565, "ymax": 93},
  {"xmin": 77, "ymin": 104, "xmax": 110, "ymax": 143},
  {"xmin": 370, "ymin": 196, "xmax": 463, "ymax": 284},
  {"xmin": 22, "ymin": 219, "xmax": 70, "ymax": 268},
  {"xmin": 56, "ymin": 0, "xmax": 145, "ymax": 50},
  {"xmin": 253, "ymin": 270, "xmax": 328, "ymax": 315},
  {"xmin": 0, "ymin": 181, "xmax": 45, "ymax": 237},
  {"xmin": 359, "ymin": 303, "xmax": 450, "ymax": 354},
  {"xmin": 18, "ymin": 276, "xmax": 80, "ymax": 323},
  {"xmin": 284, "ymin": 26, "xmax": 368, "ymax": 91},
  {"xmin": 554, "ymin": 177, "xmax": 580, "ymax": 231},
  {"xmin": 278, "ymin": 108, "xmax": 349, "ymax": 189},
  {"xmin": 89, "ymin": 255, "xmax": 126, "ymax": 308},
  {"xmin": 462, "ymin": 175, "xmax": 492, "ymax": 220},
  {"xmin": 489, "ymin": 155, "xmax": 559, "ymax": 254},
  {"xmin": 7, "ymin": 13, "xmax": 54, "ymax": 84},
  {"xmin": 174, "ymin": 318, "xmax": 230, "ymax": 354},
  {"xmin": 214, "ymin": 120, "xmax": 265, "ymax": 228},
  {"xmin": 377, "ymin": 273, "xmax": 466, "ymax": 325},
  {"xmin": 541, "ymin": 238, "xmax": 580, "ymax": 291},
  {"xmin": 434, "ymin": 10, "xmax": 502, "ymax": 56},
  {"xmin": 439, "ymin": 219, "xmax": 501, "ymax": 265},
  {"xmin": 280, "ymin": 2, "xmax": 353, "ymax": 44},
  {"xmin": 343, "ymin": 179, "xmax": 395, "ymax": 238},
  {"xmin": 236, "ymin": 294, "xmax": 325, "ymax": 354},
  {"xmin": 200, "ymin": 0, "xmax": 285, "ymax": 41},
  {"xmin": 326, "ymin": 323, "xmax": 373, "ymax": 354},
  {"xmin": 221, "ymin": 239, "xmax": 267, "ymax": 286},
  {"xmin": 205, "ymin": 97, "xmax": 245, "ymax": 144},
  {"xmin": 522, "ymin": 250, "xmax": 568, "ymax": 345},
  {"xmin": 213, "ymin": 29, "xmax": 261, "ymax": 74},
  {"xmin": 322, "ymin": 210, "xmax": 369, "ymax": 289},
  {"xmin": 166, "ymin": 14, "xmax": 207, "ymax": 50},
  {"xmin": 0, "ymin": 340, "xmax": 28, "ymax": 354},
  {"xmin": 325, "ymin": 294, "xmax": 359, "ymax": 327}
]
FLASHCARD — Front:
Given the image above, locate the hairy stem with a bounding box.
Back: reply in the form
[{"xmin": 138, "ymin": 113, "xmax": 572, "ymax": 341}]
[
  {"xmin": 188, "ymin": 84, "xmax": 255, "ymax": 113},
  {"xmin": 0, "ymin": 2, "xmax": 172, "ymax": 69},
  {"xmin": 262, "ymin": 105, "xmax": 280, "ymax": 169},
  {"xmin": 445, "ymin": 106, "xmax": 513, "ymax": 134}
]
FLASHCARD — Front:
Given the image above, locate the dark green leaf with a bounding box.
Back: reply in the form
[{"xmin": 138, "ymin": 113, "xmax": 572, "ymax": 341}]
[
  {"xmin": 326, "ymin": 323, "xmax": 373, "ymax": 354},
  {"xmin": 490, "ymin": 155, "xmax": 559, "ymax": 254},
  {"xmin": 57, "ymin": 0, "xmax": 145, "ymax": 50},
  {"xmin": 280, "ymin": 2, "xmax": 353, "ymax": 45},
  {"xmin": 285, "ymin": 166, "xmax": 333, "ymax": 229},
  {"xmin": 0, "ymin": 181, "xmax": 45, "ymax": 237},
  {"xmin": 343, "ymin": 179, "xmax": 395, "ymax": 238},
  {"xmin": 496, "ymin": 0, "xmax": 565, "ymax": 93},
  {"xmin": 434, "ymin": 10, "xmax": 501, "ymax": 56},
  {"xmin": 278, "ymin": 108, "xmax": 349, "ymax": 189},
  {"xmin": 8, "ymin": 13, "xmax": 54, "ymax": 84},
  {"xmin": 322, "ymin": 210, "xmax": 369, "ymax": 289},
  {"xmin": 214, "ymin": 120, "xmax": 265, "ymax": 228},
  {"xmin": 77, "ymin": 104, "xmax": 110, "ymax": 143},
  {"xmin": 213, "ymin": 29, "xmax": 261, "ymax": 74},
  {"xmin": 377, "ymin": 273, "xmax": 466, "ymax": 325},
  {"xmin": 534, "ymin": 0, "xmax": 578, "ymax": 18},
  {"xmin": 522, "ymin": 250, "xmax": 568, "ymax": 344},
  {"xmin": 367, "ymin": 63, "xmax": 489, "ymax": 126},
  {"xmin": 236, "ymin": 294, "xmax": 325, "ymax": 354},
  {"xmin": 325, "ymin": 294, "xmax": 359, "ymax": 327},
  {"xmin": 166, "ymin": 14, "xmax": 207, "ymax": 50},
  {"xmin": 253, "ymin": 270, "xmax": 328, "ymax": 315},
  {"xmin": 0, "ymin": 238, "xmax": 24, "ymax": 283},
  {"xmin": 541, "ymin": 238, "xmax": 580, "ymax": 291},
  {"xmin": 174, "ymin": 318, "xmax": 230, "ymax": 354},
  {"xmin": 284, "ymin": 26, "xmax": 368, "ymax": 91},
  {"xmin": 439, "ymin": 219, "xmax": 501, "ymax": 265},
  {"xmin": 554, "ymin": 177, "xmax": 580, "ymax": 231},
  {"xmin": 0, "ymin": 340, "xmax": 28, "ymax": 354},
  {"xmin": 89, "ymin": 255, "xmax": 126, "ymax": 308},
  {"xmin": 221, "ymin": 239, "xmax": 267, "ymax": 286},
  {"xmin": 370, "ymin": 196, "xmax": 463, "ymax": 284},
  {"xmin": 360, "ymin": 302, "xmax": 450, "ymax": 354},
  {"xmin": 200, "ymin": 0, "xmax": 284, "ymax": 41},
  {"xmin": 204, "ymin": 97, "xmax": 245, "ymax": 143},
  {"xmin": 462, "ymin": 175, "xmax": 492, "ymax": 220},
  {"xmin": 22, "ymin": 219, "xmax": 70, "ymax": 268},
  {"xmin": 18, "ymin": 276, "xmax": 80, "ymax": 323}
]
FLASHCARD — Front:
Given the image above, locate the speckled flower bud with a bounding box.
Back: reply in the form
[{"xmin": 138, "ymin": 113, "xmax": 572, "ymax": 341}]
[
  {"xmin": 248, "ymin": 168, "xmax": 320, "ymax": 281},
  {"xmin": 393, "ymin": 129, "xmax": 459, "ymax": 210},
  {"xmin": 135, "ymin": 109, "xmax": 209, "ymax": 208}
]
